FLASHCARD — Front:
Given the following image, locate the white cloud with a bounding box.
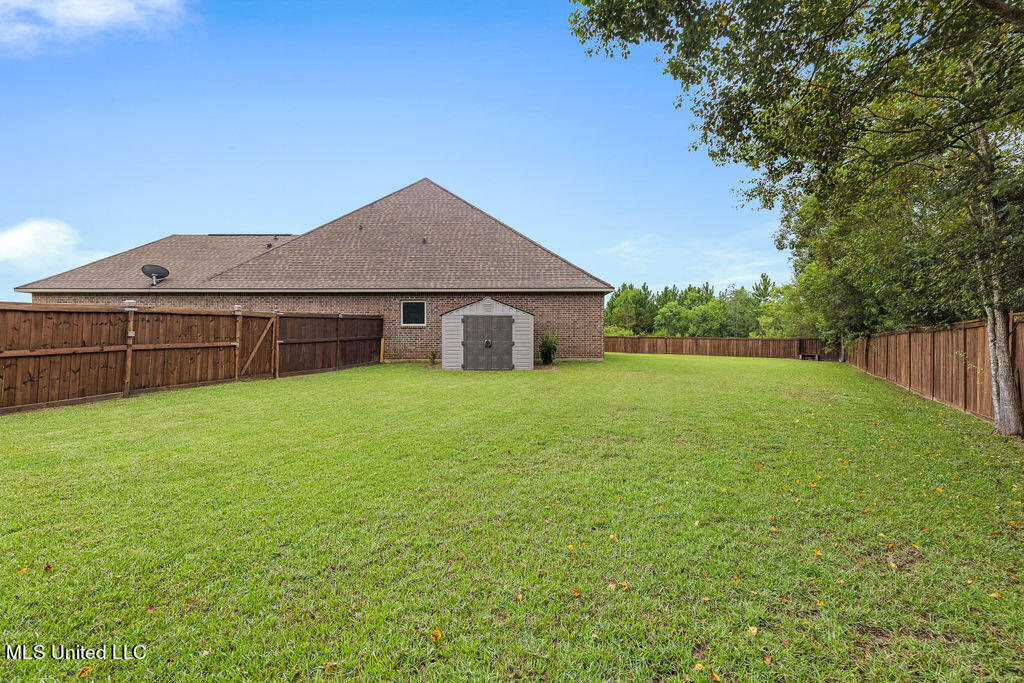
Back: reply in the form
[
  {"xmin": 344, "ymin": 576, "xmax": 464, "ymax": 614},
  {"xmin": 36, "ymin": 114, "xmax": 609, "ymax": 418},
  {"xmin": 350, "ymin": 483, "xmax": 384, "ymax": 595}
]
[
  {"xmin": 597, "ymin": 219, "xmax": 792, "ymax": 291},
  {"xmin": 0, "ymin": 0, "xmax": 185, "ymax": 52},
  {"xmin": 0, "ymin": 218, "xmax": 107, "ymax": 273},
  {"xmin": 679, "ymin": 245, "xmax": 790, "ymax": 290},
  {"xmin": 599, "ymin": 236, "xmax": 659, "ymax": 272},
  {"xmin": 676, "ymin": 219, "xmax": 789, "ymax": 289}
]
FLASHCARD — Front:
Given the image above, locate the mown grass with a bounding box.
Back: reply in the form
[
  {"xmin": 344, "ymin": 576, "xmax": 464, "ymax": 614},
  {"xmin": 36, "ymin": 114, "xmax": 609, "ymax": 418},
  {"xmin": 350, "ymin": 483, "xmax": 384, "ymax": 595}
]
[{"xmin": 1, "ymin": 353, "xmax": 1022, "ymax": 680}]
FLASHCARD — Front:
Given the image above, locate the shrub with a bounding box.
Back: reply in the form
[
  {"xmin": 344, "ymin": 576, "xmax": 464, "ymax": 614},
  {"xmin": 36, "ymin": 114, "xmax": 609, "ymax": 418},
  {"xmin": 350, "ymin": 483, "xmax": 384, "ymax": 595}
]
[
  {"xmin": 539, "ymin": 332, "xmax": 558, "ymax": 365},
  {"xmin": 428, "ymin": 350, "xmax": 437, "ymax": 365},
  {"xmin": 603, "ymin": 325, "xmax": 634, "ymax": 337}
]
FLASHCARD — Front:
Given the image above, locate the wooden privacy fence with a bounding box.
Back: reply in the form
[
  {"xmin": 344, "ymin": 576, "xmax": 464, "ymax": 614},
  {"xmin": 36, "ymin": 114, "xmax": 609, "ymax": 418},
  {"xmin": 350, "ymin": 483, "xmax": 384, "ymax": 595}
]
[
  {"xmin": 0, "ymin": 302, "xmax": 383, "ymax": 414},
  {"xmin": 605, "ymin": 335, "xmax": 837, "ymax": 360},
  {"xmin": 276, "ymin": 313, "xmax": 385, "ymax": 377},
  {"xmin": 845, "ymin": 313, "xmax": 1024, "ymax": 422}
]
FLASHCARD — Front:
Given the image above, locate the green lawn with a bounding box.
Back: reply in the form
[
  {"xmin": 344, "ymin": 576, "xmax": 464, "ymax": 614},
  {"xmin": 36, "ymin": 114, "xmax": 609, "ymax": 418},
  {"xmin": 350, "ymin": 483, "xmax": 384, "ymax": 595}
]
[{"xmin": 1, "ymin": 353, "xmax": 1022, "ymax": 680}]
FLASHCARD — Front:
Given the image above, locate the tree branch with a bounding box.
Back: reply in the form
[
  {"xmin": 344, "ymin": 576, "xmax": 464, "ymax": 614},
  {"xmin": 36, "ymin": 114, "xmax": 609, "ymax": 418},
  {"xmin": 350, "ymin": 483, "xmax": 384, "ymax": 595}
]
[{"xmin": 974, "ymin": 0, "xmax": 1024, "ymax": 30}]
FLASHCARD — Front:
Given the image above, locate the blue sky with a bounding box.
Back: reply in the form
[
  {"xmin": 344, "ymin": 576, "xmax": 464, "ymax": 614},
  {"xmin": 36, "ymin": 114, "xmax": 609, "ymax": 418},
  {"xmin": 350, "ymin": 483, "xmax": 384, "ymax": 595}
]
[{"xmin": 0, "ymin": 0, "xmax": 788, "ymax": 301}]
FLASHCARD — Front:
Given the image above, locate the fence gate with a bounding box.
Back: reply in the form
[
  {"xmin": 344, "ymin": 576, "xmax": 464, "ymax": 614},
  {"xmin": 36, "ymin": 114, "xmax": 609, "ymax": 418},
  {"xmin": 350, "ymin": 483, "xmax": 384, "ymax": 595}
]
[
  {"xmin": 237, "ymin": 314, "xmax": 277, "ymax": 379},
  {"xmin": 798, "ymin": 338, "xmax": 821, "ymax": 360}
]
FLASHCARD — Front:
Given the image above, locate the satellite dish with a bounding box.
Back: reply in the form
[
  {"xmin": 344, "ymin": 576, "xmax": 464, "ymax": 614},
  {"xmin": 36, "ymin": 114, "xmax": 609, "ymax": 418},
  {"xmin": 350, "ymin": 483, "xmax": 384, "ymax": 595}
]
[{"xmin": 141, "ymin": 264, "xmax": 170, "ymax": 286}]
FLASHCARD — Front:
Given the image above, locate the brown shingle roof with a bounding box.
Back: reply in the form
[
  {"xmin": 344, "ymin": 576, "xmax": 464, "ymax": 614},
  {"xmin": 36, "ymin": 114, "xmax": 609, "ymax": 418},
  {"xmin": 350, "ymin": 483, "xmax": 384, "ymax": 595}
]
[
  {"xmin": 18, "ymin": 234, "xmax": 299, "ymax": 291},
  {"xmin": 18, "ymin": 179, "xmax": 611, "ymax": 293}
]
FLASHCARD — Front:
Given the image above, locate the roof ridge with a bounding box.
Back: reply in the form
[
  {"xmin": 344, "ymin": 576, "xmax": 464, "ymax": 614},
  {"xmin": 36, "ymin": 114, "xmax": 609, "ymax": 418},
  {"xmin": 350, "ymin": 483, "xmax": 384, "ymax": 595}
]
[
  {"xmin": 199, "ymin": 178, "xmax": 436, "ymax": 285},
  {"xmin": 425, "ymin": 180, "xmax": 613, "ymax": 290},
  {"xmin": 196, "ymin": 234, "xmax": 300, "ymax": 284},
  {"xmin": 202, "ymin": 177, "xmax": 612, "ymax": 290}
]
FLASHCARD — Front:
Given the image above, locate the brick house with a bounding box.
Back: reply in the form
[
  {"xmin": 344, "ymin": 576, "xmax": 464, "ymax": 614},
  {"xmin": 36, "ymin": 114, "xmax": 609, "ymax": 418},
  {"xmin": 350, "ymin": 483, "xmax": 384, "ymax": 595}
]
[{"xmin": 18, "ymin": 179, "xmax": 612, "ymax": 361}]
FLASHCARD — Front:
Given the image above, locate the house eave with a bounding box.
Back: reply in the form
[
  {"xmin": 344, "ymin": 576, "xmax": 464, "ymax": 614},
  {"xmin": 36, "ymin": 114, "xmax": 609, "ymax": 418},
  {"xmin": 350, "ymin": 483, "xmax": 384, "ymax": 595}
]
[{"xmin": 16, "ymin": 286, "xmax": 614, "ymax": 295}]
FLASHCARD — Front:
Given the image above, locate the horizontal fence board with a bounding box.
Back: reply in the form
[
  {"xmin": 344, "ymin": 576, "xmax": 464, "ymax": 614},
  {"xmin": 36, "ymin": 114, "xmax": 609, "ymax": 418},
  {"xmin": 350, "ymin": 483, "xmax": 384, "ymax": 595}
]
[
  {"xmin": 604, "ymin": 335, "xmax": 837, "ymax": 360},
  {"xmin": 845, "ymin": 313, "xmax": 1023, "ymax": 423},
  {"xmin": 0, "ymin": 303, "xmax": 383, "ymax": 413}
]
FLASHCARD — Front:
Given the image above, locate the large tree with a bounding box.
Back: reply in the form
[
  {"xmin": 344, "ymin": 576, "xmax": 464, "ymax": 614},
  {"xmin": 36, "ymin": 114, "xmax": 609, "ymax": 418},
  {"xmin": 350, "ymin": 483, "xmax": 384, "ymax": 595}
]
[
  {"xmin": 606, "ymin": 283, "xmax": 658, "ymax": 334},
  {"xmin": 719, "ymin": 286, "xmax": 760, "ymax": 336},
  {"xmin": 572, "ymin": 0, "xmax": 1024, "ymax": 434}
]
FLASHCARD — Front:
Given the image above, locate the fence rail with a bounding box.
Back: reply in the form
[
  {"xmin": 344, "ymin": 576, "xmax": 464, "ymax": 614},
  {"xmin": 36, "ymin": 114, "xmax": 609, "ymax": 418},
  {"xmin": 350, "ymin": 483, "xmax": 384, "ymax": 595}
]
[
  {"xmin": 0, "ymin": 302, "xmax": 383, "ymax": 414},
  {"xmin": 604, "ymin": 335, "xmax": 837, "ymax": 360},
  {"xmin": 845, "ymin": 313, "xmax": 1024, "ymax": 422}
]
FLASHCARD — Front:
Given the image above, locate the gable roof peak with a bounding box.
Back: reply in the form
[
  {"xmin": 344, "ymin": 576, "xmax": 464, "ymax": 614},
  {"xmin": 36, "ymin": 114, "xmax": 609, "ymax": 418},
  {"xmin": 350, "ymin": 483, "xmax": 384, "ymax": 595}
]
[
  {"xmin": 18, "ymin": 180, "xmax": 612, "ymax": 293},
  {"xmin": 199, "ymin": 179, "xmax": 611, "ymax": 291}
]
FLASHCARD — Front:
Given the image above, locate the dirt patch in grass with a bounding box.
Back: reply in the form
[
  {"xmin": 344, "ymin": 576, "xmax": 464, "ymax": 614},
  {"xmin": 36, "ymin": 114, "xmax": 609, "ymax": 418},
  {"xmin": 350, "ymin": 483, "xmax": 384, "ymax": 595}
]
[
  {"xmin": 857, "ymin": 625, "xmax": 893, "ymax": 644},
  {"xmin": 913, "ymin": 629, "xmax": 956, "ymax": 643},
  {"xmin": 673, "ymin": 429, "xmax": 712, "ymax": 449}
]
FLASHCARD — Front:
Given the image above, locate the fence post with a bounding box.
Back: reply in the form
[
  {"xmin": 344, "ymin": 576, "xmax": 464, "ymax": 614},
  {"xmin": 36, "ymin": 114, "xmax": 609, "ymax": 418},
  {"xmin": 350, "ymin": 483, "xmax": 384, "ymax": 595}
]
[
  {"xmin": 1013, "ymin": 312, "xmax": 1021, "ymax": 397},
  {"xmin": 961, "ymin": 324, "xmax": 968, "ymax": 410},
  {"xmin": 273, "ymin": 311, "xmax": 281, "ymax": 379},
  {"xmin": 930, "ymin": 328, "xmax": 936, "ymax": 399},
  {"xmin": 233, "ymin": 305, "xmax": 243, "ymax": 380},
  {"xmin": 122, "ymin": 300, "xmax": 137, "ymax": 398},
  {"xmin": 337, "ymin": 314, "xmax": 343, "ymax": 369},
  {"xmin": 886, "ymin": 335, "xmax": 891, "ymax": 379},
  {"xmin": 909, "ymin": 331, "xmax": 917, "ymax": 389}
]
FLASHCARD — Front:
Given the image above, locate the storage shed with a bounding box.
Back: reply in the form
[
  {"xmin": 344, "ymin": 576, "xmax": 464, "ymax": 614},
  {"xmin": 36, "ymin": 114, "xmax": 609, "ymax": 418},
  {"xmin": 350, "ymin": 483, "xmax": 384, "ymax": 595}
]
[{"xmin": 441, "ymin": 297, "xmax": 534, "ymax": 370}]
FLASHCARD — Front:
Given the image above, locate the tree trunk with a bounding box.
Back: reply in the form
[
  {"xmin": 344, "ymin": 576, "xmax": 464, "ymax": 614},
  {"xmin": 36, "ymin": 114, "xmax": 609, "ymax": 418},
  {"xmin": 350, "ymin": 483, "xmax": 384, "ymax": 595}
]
[
  {"xmin": 960, "ymin": 113, "xmax": 1023, "ymax": 435},
  {"xmin": 984, "ymin": 303, "xmax": 1024, "ymax": 436}
]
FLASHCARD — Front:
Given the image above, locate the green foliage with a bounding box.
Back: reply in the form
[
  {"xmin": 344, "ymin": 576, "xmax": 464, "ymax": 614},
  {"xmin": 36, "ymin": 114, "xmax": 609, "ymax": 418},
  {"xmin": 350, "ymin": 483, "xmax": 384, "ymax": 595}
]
[
  {"xmin": 681, "ymin": 282, "xmax": 715, "ymax": 308},
  {"xmin": 605, "ymin": 283, "xmax": 657, "ymax": 335},
  {"xmin": 683, "ymin": 297, "xmax": 727, "ymax": 337},
  {"xmin": 777, "ymin": 165, "xmax": 1024, "ymax": 347},
  {"xmin": 603, "ymin": 325, "xmax": 634, "ymax": 337},
  {"xmin": 718, "ymin": 286, "xmax": 759, "ymax": 337},
  {"xmin": 652, "ymin": 300, "xmax": 688, "ymax": 336},
  {"xmin": 751, "ymin": 274, "xmax": 775, "ymax": 305},
  {"xmin": 428, "ymin": 350, "xmax": 438, "ymax": 365},
  {"xmin": 754, "ymin": 282, "xmax": 820, "ymax": 339},
  {"xmin": 606, "ymin": 274, "xmax": 807, "ymax": 338},
  {"xmin": 539, "ymin": 331, "xmax": 558, "ymax": 365},
  {"xmin": 572, "ymin": 0, "xmax": 1024, "ymax": 210},
  {"xmin": 654, "ymin": 285, "xmax": 682, "ymax": 310},
  {"xmin": 572, "ymin": 0, "xmax": 1024, "ymax": 323}
]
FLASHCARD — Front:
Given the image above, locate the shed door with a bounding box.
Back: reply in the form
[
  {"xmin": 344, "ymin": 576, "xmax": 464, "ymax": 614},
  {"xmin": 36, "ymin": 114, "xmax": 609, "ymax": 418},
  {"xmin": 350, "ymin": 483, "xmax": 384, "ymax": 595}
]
[{"xmin": 463, "ymin": 315, "xmax": 514, "ymax": 370}]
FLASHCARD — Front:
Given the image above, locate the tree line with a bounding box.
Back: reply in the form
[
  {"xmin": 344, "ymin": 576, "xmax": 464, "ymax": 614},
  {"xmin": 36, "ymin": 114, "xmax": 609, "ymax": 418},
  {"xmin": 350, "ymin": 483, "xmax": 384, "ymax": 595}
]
[
  {"xmin": 604, "ymin": 274, "xmax": 817, "ymax": 338},
  {"xmin": 572, "ymin": 0, "xmax": 1024, "ymax": 434}
]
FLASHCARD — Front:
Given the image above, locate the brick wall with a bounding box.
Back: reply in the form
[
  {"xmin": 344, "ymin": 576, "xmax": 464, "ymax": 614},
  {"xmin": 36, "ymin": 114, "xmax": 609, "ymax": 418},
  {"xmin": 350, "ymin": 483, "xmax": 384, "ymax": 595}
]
[{"xmin": 32, "ymin": 292, "xmax": 606, "ymax": 361}]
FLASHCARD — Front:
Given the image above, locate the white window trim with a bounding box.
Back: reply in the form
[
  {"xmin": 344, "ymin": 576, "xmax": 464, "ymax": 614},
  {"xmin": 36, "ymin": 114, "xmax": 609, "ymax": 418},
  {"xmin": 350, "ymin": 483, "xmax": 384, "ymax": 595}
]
[{"xmin": 400, "ymin": 300, "xmax": 426, "ymax": 327}]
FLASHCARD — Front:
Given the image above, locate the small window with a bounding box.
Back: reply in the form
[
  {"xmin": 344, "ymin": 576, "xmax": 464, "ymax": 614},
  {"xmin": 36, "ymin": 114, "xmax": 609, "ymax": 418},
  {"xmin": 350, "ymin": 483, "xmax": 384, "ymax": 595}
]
[{"xmin": 401, "ymin": 301, "xmax": 426, "ymax": 326}]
